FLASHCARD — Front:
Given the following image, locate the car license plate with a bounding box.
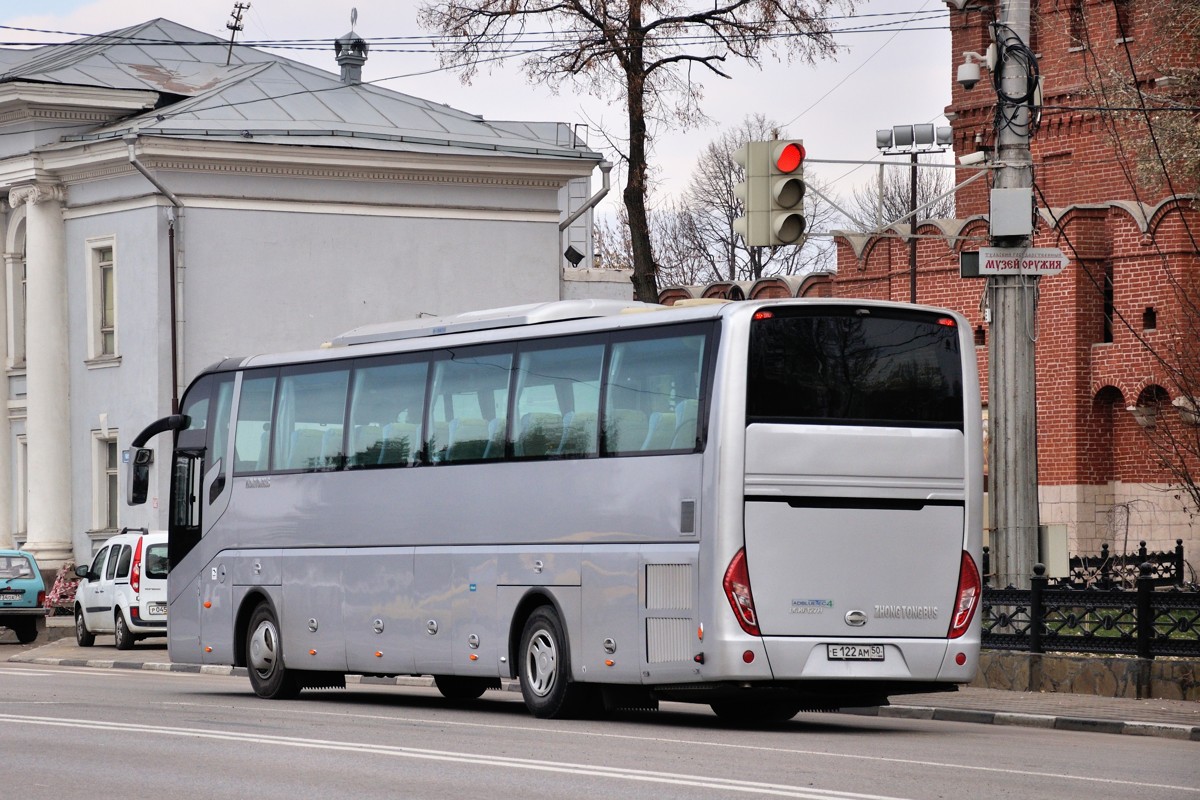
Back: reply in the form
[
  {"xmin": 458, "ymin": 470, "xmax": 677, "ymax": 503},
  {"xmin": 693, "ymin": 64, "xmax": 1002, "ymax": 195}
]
[
  {"xmin": 0, "ymin": 592, "xmax": 20, "ymax": 601},
  {"xmin": 147, "ymin": 603, "xmax": 168, "ymax": 616},
  {"xmin": 827, "ymin": 644, "xmax": 884, "ymax": 661}
]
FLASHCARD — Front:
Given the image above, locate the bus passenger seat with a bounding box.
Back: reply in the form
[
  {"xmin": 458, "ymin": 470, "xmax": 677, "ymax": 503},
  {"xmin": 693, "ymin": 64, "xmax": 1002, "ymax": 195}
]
[
  {"xmin": 483, "ymin": 417, "xmax": 507, "ymax": 459},
  {"xmin": 352, "ymin": 424, "xmax": 382, "ymax": 465},
  {"xmin": 287, "ymin": 429, "xmax": 325, "ymax": 470},
  {"xmin": 671, "ymin": 399, "xmax": 699, "ymax": 449},
  {"xmin": 516, "ymin": 412, "xmax": 562, "ymax": 457},
  {"xmin": 557, "ymin": 411, "xmax": 597, "ymax": 456},
  {"xmin": 320, "ymin": 426, "xmax": 344, "ymax": 466},
  {"xmin": 447, "ymin": 417, "xmax": 489, "ymax": 462},
  {"xmin": 641, "ymin": 412, "xmax": 676, "ymax": 450},
  {"xmin": 379, "ymin": 422, "xmax": 416, "ymax": 465},
  {"xmin": 604, "ymin": 409, "xmax": 648, "ymax": 453}
]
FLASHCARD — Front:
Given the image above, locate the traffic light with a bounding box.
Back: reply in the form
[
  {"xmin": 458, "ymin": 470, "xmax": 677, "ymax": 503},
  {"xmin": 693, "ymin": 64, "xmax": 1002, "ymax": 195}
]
[
  {"xmin": 767, "ymin": 140, "xmax": 806, "ymax": 245},
  {"xmin": 733, "ymin": 139, "xmax": 807, "ymax": 247},
  {"xmin": 733, "ymin": 141, "xmax": 769, "ymax": 246}
]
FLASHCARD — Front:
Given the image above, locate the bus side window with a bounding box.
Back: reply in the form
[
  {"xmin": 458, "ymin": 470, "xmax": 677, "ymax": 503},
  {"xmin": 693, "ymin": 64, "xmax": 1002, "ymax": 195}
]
[
  {"xmin": 428, "ymin": 348, "xmax": 512, "ymax": 464},
  {"xmin": 233, "ymin": 372, "xmax": 278, "ymax": 474},
  {"xmin": 273, "ymin": 366, "xmax": 350, "ymax": 472},
  {"xmin": 604, "ymin": 332, "xmax": 706, "ymax": 455},
  {"xmin": 513, "ymin": 342, "xmax": 603, "ymax": 459},
  {"xmin": 347, "ymin": 358, "xmax": 428, "ymax": 468}
]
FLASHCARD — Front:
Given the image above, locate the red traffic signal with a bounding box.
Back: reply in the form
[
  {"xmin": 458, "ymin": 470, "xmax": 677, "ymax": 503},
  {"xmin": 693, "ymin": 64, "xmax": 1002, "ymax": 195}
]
[{"xmin": 773, "ymin": 141, "xmax": 805, "ymax": 174}]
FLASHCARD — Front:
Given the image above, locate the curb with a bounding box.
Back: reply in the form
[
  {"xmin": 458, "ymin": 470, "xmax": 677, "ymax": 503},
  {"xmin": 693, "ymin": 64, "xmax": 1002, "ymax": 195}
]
[
  {"xmin": 11, "ymin": 651, "xmax": 1199, "ymax": 741},
  {"xmin": 842, "ymin": 705, "xmax": 1200, "ymax": 742}
]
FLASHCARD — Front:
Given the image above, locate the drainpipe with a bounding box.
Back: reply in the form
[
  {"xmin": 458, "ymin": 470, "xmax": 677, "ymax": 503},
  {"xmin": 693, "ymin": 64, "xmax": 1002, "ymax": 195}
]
[
  {"xmin": 126, "ymin": 134, "xmax": 184, "ymax": 414},
  {"xmin": 559, "ymin": 160, "xmax": 612, "ymax": 232}
]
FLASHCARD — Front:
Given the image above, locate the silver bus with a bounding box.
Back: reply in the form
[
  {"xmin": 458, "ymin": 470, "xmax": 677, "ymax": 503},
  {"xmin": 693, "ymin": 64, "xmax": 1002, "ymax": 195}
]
[{"xmin": 128, "ymin": 298, "xmax": 983, "ymax": 721}]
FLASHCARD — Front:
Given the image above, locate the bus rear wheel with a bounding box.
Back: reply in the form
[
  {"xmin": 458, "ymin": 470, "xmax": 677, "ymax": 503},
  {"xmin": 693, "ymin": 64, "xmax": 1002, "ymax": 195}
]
[
  {"xmin": 247, "ymin": 602, "xmax": 300, "ymax": 699},
  {"xmin": 518, "ymin": 606, "xmax": 589, "ymax": 719}
]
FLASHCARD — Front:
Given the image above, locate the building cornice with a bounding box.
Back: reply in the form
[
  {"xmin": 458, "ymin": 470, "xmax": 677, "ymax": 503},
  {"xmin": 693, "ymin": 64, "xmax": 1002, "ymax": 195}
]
[
  {"xmin": 43, "ymin": 135, "xmax": 596, "ymax": 189},
  {"xmin": 0, "ymin": 82, "xmax": 159, "ymax": 115}
]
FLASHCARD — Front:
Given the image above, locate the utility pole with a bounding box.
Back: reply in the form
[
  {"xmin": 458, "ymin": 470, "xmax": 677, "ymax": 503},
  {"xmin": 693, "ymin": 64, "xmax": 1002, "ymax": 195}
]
[
  {"xmin": 988, "ymin": 0, "xmax": 1040, "ymax": 587},
  {"xmin": 225, "ymin": 2, "xmax": 250, "ymax": 66}
]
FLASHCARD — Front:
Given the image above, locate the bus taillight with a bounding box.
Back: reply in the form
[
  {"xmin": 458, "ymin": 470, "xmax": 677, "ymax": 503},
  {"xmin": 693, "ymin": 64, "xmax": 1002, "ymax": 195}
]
[
  {"xmin": 723, "ymin": 548, "xmax": 760, "ymax": 636},
  {"xmin": 948, "ymin": 551, "xmax": 981, "ymax": 639}
]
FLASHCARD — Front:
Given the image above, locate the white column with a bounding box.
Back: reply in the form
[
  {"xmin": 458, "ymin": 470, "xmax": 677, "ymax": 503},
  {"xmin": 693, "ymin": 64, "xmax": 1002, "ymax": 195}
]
[
  {"xmin": 0, "ymin": 247, "xmax": 12, "ymax": 550},
  {"xmin": 9, "ymin": 183, "xmax": 72, "ymax": 567}
]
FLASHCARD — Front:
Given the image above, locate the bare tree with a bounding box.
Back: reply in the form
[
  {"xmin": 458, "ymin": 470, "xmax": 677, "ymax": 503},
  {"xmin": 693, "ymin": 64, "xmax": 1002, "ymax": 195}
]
[
  {"xmin": 847, "ymin": 157, "xmax": 956, "ymax": 232},
  {"xmin": 418, "ymin": 0, "xmax": 851, "ymax": 301},
  {"xmin": 593, "ymin": 115, "xmax": 838, "ymax": 290}
]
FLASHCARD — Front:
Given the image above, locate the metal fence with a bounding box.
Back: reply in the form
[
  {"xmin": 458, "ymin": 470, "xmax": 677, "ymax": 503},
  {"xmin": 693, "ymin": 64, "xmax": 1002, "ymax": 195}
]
[{"xmin": 982, "ymin": 561, "xmax": 1200, "ymax": 659}]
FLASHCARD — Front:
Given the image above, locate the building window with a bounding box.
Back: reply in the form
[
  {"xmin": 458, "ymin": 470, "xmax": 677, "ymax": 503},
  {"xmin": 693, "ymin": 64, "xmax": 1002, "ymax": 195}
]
[
  {"xmin": 1114, "ymin": 0, "xmax": 1133, "ymax": 39},
  {"xmin": 87, "ymin": 239, "xmax": 117, "ymax": 361},
  {"xmin": 1069, "ymin": 0, "xmax": 1087, "ymax": 48},
  {"xmin": 1102, "ymin": 263, "xmax": 1114, "ymax": 343},
  {"xmin": 7, "ymin": 248, "xmax": 26, "ymax": 368},
  {"xmin": 1142, "ymin": 306, "xmax": 1157, "ymax": 330},
  {"xmin": 92, "ymin": 431, "xmax": 120, "ymax": 533}
]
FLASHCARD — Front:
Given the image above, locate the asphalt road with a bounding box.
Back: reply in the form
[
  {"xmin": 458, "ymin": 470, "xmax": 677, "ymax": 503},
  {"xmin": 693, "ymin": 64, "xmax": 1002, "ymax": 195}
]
[{"xmin": 2, "ymin": 653, "xmax": 1197, "ymax": 800}]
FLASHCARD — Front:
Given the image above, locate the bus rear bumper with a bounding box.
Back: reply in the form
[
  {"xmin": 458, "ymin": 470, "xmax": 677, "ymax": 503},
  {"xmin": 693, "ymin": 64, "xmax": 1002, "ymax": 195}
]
[{"xmin": 762, "ymin": 636, "xmax": 980, "ymax": 684}]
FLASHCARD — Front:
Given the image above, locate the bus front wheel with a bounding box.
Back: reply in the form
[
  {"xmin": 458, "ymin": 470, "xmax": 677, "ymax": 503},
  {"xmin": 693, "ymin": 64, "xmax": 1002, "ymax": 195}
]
[
  {"xmin": 247, "ymin": 603, "xmax": 300, "ymax": 699},
  {"xmin": 518, "ymin": 606, "xmax": 588, "ymax": 719}
]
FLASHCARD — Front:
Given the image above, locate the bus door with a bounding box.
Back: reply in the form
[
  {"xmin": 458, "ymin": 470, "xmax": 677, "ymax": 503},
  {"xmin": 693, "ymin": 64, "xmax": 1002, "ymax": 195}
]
[{"xmin": 168, "ymin": 373, "xmax": 235, "ymax": 660}]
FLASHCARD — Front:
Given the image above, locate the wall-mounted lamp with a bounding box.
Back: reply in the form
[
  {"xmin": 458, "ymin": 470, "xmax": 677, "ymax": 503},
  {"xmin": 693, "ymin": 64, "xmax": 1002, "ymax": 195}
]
[
  {"xmin": 1127, "ymin": 405, "xmax": 1158, "ymax": 429},
  {"xmin": 563, "ymin": 245, "xmax": 585, "ymax": 267}
]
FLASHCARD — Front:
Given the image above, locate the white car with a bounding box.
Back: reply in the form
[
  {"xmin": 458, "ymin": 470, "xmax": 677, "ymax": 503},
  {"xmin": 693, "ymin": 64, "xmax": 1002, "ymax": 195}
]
[{"xmin": 74, "ymin": 529, "xmax": 169, "ymax": 649}]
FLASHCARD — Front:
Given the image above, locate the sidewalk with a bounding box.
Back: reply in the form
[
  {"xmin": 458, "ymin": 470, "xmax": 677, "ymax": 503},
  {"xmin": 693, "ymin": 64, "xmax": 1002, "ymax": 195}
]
[{"xmin": 8, "ymin": 617, "xmax": 1198, "ymax": 741}]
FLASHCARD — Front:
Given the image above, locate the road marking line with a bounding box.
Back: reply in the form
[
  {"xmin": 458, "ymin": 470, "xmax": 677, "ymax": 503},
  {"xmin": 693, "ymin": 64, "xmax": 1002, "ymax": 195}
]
[{"xmin": 0, "ymin": 712, "xmax": 909, "ymax": 800}]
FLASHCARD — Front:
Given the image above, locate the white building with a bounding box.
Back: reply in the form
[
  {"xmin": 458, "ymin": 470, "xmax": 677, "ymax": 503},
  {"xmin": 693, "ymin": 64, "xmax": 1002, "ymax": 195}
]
[{"xmin": 0, "ymin": 19, "xmax": 628, "ymax": 571}]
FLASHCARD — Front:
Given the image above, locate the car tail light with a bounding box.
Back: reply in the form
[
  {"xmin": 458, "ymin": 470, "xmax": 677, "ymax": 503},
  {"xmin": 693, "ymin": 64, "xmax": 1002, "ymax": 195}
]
[
  {"xmin": 948, "ymin": 551, "xmax": 981, "ymax": 639},
  {"xmin": 131, "ymin": 536, "xmax": 144, "ymax": 593},
  {"xmin": 37, "ymin": 590, "xmax": 46, "ymax": 607},
  {"xmin": 723, "ymin": 548, "xmax": 760, "ymax": 636}
]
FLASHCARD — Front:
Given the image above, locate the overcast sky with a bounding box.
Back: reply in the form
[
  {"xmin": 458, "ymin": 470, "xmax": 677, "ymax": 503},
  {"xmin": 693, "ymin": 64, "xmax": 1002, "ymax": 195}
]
[{"xmin": 1, "ymin": 0, "xmax": 954, "ymax": 220}]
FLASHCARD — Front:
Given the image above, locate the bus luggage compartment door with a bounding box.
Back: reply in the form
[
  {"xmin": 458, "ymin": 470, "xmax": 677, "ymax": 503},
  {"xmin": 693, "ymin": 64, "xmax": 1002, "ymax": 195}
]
[{"xmin": 744, "ymin": 498, "xmax": 962, "ymax": 639}]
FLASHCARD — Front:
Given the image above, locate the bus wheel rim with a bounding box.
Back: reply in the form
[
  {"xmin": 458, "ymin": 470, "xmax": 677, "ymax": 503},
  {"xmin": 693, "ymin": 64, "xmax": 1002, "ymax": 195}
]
[
  {"xmin": 250, "ymin": 619, "xmax": 280, "ymax": 676},
  {"xmin": 525, "ymin": 628, "xmax": 557, "ymax": 697}
]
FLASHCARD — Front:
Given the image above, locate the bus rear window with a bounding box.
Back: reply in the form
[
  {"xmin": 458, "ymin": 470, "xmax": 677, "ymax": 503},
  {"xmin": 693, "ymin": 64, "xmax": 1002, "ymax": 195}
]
[{"xmin": 747, "ymin": 308, "xmax": 964, "ymax": 427}]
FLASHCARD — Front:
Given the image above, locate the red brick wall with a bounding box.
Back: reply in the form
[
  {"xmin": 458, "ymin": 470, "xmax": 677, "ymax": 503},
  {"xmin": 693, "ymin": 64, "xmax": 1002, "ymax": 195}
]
[{"xmin": 831, "ymin": 2, "xmax": 1200, "ymax": 496}]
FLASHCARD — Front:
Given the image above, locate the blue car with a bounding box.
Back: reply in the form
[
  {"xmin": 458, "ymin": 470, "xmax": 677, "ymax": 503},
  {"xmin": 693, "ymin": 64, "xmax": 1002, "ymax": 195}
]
[{"xmin": 0, "ymin": 549, "xmax": 46, "ymax": 644}]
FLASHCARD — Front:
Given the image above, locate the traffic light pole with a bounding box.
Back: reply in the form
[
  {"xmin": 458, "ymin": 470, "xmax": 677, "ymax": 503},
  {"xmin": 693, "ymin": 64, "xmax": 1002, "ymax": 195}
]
[{"xmin": 988, "ymin": 0, "xmax": 1040, "ymax": 588}]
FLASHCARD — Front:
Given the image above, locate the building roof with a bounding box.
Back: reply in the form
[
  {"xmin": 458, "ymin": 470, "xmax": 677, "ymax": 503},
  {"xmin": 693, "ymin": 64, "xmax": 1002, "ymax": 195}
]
[{"xmin": 0, "ymin": 18, "xmax": 599, "ymax": 162}]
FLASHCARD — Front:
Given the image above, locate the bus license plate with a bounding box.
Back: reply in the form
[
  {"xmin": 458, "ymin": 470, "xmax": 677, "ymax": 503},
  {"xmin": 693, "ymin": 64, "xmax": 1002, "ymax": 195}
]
[
  {"xmin": 147, "ymin": 603, "xmax": 168, "ymax": 616},
  {"xmin": 827, "ymin": 644, "xmax": 884, "ymax": 661}
]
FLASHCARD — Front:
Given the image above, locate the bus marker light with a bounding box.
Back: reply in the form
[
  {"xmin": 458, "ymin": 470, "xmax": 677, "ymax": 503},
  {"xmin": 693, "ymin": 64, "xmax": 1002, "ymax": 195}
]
[
  {"xmin": 742, "ymin": 650, "xmax": 755, "ymax": 664},
  {"xmin": 469, "ymin": 653, "xmax": 479, "ymax": 661},
  {"xmin": 955, "ymin": 652, "xmax": 967, "ymax": 666},
  {"xmin": 204, "ymin": 646, "xmax": 212, "ymax": 653},
  {"xmin": 375, "ymin": 651, "xmax": 383, "ymax": 658},
  {"xmin": 605, "ymin": 659, "xmax": 615, "ymax": 667},
  {"xmin": 752, "ymin": 311, "xmax": 774, "ymax": 321},
  {"xmin": 309, "ymin": 649, "xmax": 317, "ymax": 656},
  {"xmin": 937, "ymin": 317, "xmax": 957, "ymax": 328},
  {"xmin": 693, "ymin": 653, "xmax": 704, "ymax": 664},
  {"xmin": 697, "ymin": 624, "xmax": 704, "ymax": 641},
  {"xmin": 203, "ymin": 601, "xmax": 211, "ymax": 609}
]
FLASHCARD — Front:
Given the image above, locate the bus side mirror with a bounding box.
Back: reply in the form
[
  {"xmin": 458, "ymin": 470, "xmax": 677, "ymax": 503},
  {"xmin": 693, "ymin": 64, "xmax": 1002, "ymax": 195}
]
[{"xmin": 127, "ymin": 447, "xmax": 153, "ymax": 505}]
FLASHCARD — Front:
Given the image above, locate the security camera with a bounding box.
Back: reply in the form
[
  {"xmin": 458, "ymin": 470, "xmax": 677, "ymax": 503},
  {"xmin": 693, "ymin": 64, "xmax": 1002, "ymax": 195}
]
[
  {"xmin": 958, "ymin": 150, "xmax": 987, "ymax": 166},
  {"xmin": 957, "ymin": 60, "xmax": 982, "ymax": 91}
]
